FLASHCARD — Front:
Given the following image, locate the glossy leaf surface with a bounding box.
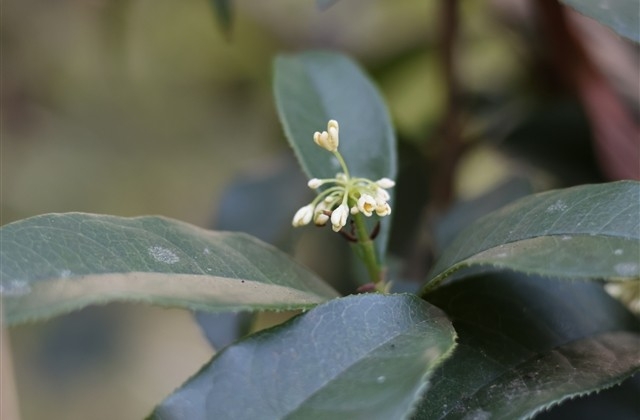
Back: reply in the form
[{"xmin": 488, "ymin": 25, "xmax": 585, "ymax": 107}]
[
  {"xmin": 424, "ymin": 181, "xmax": 640, "ymax": 290},
  {"xmin": 0, "ymin": 213, "xmax": 338, "ymax": 325},
  {"xmin": 151, "ymin": 294, "xmax": 457, "ymax": 420}
]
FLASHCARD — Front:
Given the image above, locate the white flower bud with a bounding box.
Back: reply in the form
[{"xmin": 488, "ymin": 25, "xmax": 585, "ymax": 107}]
[
  {"xmin": 376, "ymin": 177, "xmax": 395, "ymax": 189},
  {"xmin": 312, "ymin": 121, "xmax": 340, "ymax": 152},
  {"xmin": 357, "ymin": 194, "xmax": 377, "ymax": 217},
  {"xmin": 307, "ymin": 178, "xmax": 322, "ymax": 189},
  {"xmin": 350, "ymin": 206, "xmax": 359, "ymax": 215},
  {"xmin": 292, "ymin": 204, "xmax": 314, "ymax": 227},
  {"xmin": 327, "ymin": 126, "xmax": 339, "ymax": 150},
  {"xmin": 331, "ymin": 204, "xmax": 349, "ymax": 232}
]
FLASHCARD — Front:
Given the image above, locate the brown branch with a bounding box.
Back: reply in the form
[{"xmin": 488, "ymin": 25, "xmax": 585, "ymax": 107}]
[{"xmin": 536, "ymin": 0, "xmax": 640, "ymax": 180}]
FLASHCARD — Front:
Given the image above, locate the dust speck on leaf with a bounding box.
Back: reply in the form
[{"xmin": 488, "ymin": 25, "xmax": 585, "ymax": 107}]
[
  {"xmin": 60, "ymin": 269, "xmax": 72, "ymax": 278},
  {"xmin": 546, "ymin": 200, "xmax": 568, "ymax": 213},
  {"xmin": 614, "ymin": 262, "xmax": 639, "ymax": 277},
  {"xmin": 614, "ymin": 249, "xmax": 624, "ymax": 256},
  {"xmin": 203, "ymin": 247, "xmax": 211, "ymax": 255},
  {"xmin": 148, "ymin": 246, "xmax": 180, "ymax": 264},
  {"xmin": 376, "ymin": 375, "xmax": 386, "ymax": 384},
  {"xmin": 0, "ymin": 279, "xmax": 31, "ymax": 296}
]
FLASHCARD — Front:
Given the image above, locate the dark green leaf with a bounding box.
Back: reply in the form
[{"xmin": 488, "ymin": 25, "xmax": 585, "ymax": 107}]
[
  {"xmin": 209, "ymin": 0, "xmax": 233, "ymax": 38},
  {"xmin": 274, "ymin": 51, "xmax": 397, "ymax": 259},
  {"xmin": 560, "ymin": 0, "xmax": 639, "ymax": 42},
  {"xmin": 414, "ymin": 273, "xmax": 640, "ymax": 419},
  {"xmin": 0, "ymin": 213, "xmax": 338, "ymax": 325},
  {"xmin": 151, "ymin": 294, "xmax": 457, "ymax": 420},
  {"xmin": 424, "ymin": 181, "xmax": 640, "ymax": 291}
]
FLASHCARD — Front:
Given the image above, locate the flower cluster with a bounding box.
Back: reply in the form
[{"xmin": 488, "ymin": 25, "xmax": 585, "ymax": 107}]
[{"xmin": 292, "ymin": 120, "xmax": 395, "ymax": 233}]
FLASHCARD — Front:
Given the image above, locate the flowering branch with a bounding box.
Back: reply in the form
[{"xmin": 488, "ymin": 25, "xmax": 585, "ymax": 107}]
[{"xmin": 291, "ymin": 120, "xmax": 395, "ymax": 291}]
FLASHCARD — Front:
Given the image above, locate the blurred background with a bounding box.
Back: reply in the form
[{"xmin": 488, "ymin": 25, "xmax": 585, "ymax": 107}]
[{"xmin": 2, "ymin": 0, "xmax": 638, "ymax": 419}]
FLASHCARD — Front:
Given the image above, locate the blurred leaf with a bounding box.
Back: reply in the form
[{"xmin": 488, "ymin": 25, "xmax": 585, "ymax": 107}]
[
  {"xmin": 316, "ymin": 0, "xmax": 340, "ymax": 11},
  {"xmin": 414, "ymin": 273, "xmax": 640, "ymax": 419},
  {"xmin": 274, "ymin": 51, "xmax": 397, "ymax": 260},
  {"xmin": 434, "ymin": 177, "xmax": 534, "ymax": 252},
  {"xmin": 195, "ymin": 156, "xmax": 308, "ymax": 349},
  {"xmin": 150, "ymin": 294, "xmax": 457, "ymax": 420},
  {"xmin": 500, "ymin": 99, "xmax": 602, "ymax": 186},
  {"xmin": 560, "ymin": 0, "xmax": 639, "ymax": 42},
  {"xmin": 209, "ymin": 0, "xmax": 233, "ymax": 38},
  {"xmin": 194, "ymin": 311, "xmax": 252, "ymax": 351},
  {"xmin": 213, "ymin": 154, "xmax": 309, "ymax": 252},
  {"xmin": 0, "ymin": 213, "xmax": 338, "ymax": 325},
  {"xmin": 423, "ymin": 181, "xmax": 640, "ymax": 291}
]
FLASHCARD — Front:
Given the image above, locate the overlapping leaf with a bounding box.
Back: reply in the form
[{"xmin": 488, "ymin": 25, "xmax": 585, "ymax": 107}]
[
  {"xmin": 0, "ymin": 213, "xmax": 338, "ymax": 325},
  {"xmin": 415, "ymin": 273, "xmax": 640, "ymax": 419},
  {"xmin": 423, "ymin": 181, "xmax": 640, "ymax": 291},
  {"xmin": 151, "ymin": 294, "xmax": 456, "ymax": 420}
]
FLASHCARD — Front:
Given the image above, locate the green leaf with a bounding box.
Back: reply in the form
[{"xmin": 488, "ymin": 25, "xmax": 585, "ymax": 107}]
[
  {"xmin": 209, "ymin": 0, "xmax": 233, "ymax": 38},
  {"xmin": 150, "ymin": 294, "xmax": 457, "ymax": 420},
  {"xmin": 274, "ymin": 51, "xmax": 397, "ymax": 259},
  {"xmin": 560, "ymin": 0, "xmax": 639, "ymax": 43},
  {"xmin": 0, "ymin": 213, "xmax": 338, "ymax": 325},
  {"xmin": 414, "ymin": 273, "xmax": 640, "ymax": 419},
  {"xmin": 424, "ymin": 181, "xmax": 640, "ymax": 291}
]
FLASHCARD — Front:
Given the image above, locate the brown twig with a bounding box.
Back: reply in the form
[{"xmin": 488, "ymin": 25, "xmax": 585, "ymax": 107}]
[{"xmin": 536, "ymin": 0, "xmax": 640, "ymax": 180}]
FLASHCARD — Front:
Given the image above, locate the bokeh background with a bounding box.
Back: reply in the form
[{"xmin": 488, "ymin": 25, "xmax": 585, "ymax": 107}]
[{"xmin": 2, "ymin": 0, "xmax": 638, "ymax": 419}]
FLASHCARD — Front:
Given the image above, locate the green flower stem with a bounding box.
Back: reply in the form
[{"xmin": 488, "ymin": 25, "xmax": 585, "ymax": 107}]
[
  {"xmin": 351, "ymin": 210, "xmax": 385, "ymax": 291},
  {"xmin": 333, "ymin": 151, "xmax": 351, "ymax": 179}
]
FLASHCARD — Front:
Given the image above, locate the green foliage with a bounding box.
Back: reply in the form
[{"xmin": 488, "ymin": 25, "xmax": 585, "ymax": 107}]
[
  {"xmin": 2, "ymin": 2, "xmax": 639, "ymax": 419},
  {"xmin": 416, "ymin": 273, "xmax": 640, "ymax": 419},
  {"xmin": 150, "ymin": 294, "xmax": 456, "ymax": 420},
  {"xmin": 0, "ymin": 213, "xmax": 338, "ymax": 325},
  {"xmin": 560, "ymin": 0, "xmax": 640, "ymax": 42},
  {"xmin": 424, "ymin": 181, "xmax": 640, "ymax": 291}
]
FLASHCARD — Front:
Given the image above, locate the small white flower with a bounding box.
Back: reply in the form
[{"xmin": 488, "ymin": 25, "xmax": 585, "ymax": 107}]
[
  {"xmin": 357, "ymin": 194, "xmax": 377, "ymax": 217},
  {"xmin": 307, "ymin": 178, "xmax": 322, "ymax": 189},
  {"xmin": 292, "ymin": 204, "xmax": 314, "ymax": 227},
  {"xmin": 376, "ymin": 178, "xmax": 395, "ymax": 189},
  {"xmin": 292, "ymin": 119, "xmax": 395, "ymax": 233},
  {"xmin": 374, "ymin": 187, "xmax": 390, "ymax": 205},
  {"xmin": 314, "ymin": 213, "xmax": 329, "ymax": 226},
  {"xmin": 331, "ymin": 204, "xmax": 349, "ymax": 232},
  {"xmin": 375, "ymin": 202, "xmax": 392, "ymax": 217}
]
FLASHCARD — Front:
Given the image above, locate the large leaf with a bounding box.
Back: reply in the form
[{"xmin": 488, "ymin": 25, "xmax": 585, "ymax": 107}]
[
  {"xmin": 0, "ymin": 213, "xmax": 338, "ymax": 325},
  {"xmin": 150, "ymin": 294, "xmax": 457, "ymax": 420},
  {"xmin": 414, "ymin": 273, "xmax": 640, "ymax": 419},
  {"xmin": 560, "ymin": 0, "xmax": 639, "ymax": 43},
  {"xmin": 274, "ymin": 51, "xmax": 397, "ymax": 259},
  {"xmin": 424, "ymin": 181, "xmax": 640, "ymax": 290}
]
